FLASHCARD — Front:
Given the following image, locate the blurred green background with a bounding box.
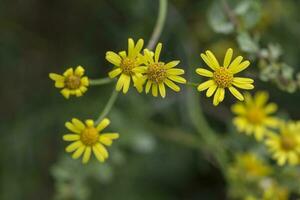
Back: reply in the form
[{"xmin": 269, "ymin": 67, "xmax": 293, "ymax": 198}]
[{"xmin": 1, "ymin": 0, "xmax": 300, "ymax": 199}]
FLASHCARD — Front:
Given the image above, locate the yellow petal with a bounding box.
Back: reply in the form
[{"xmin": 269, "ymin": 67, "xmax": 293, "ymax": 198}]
[
  {"xmin": 118, "ymin": 51, "xmax": 127, "ymax": 58},
  {"xmin": 223, "ymin": 48, "xmax": 233, "ymax": 68},
  {"xmin": 72, "ymin": 118, "xmax": 85, "ymax": 131},
  {"xmin": 233, "ymin": 77, "xmax": 254, "ymax": 84},
  {"xmin": 200, "ymin": 53, "xmax": 217, "ymax": 70},
  {"xmin": 72, "ymin": 146, "xmax": 85, "ymax": 159},
  {"xmin": 167, "ymin": 68, "xmax": 185, "ymax": 75},
  {"xmin": 65, "ymin": 121, "xmax": 81, "ymax": 133},
  {"xmin": 164, "ymin": 79, "xmax": 180, "ymax": 92},
  {"xmin": 197, "ymin": 80, "xmax": 215, "ymax": 91},
  {"xmin": 232, "ymin": 82, "xmax": 254, "ymax": 90},
  {"xmin": 63, "ymin": 68, "xmax": 74, "ymax": 77},
  {"xmin": 99, "ymin": 133, "xmax": 119, "ymax": 146},
  {"xmin": 60, "ymin": 89, "xmax": 70, "ymax": 99},
  {"xmin": 116, "ymin": 74, "xmax": 127, "ymax": 92},
  {"xmin": 49, "ymin": 73, "xmax": 65, "ymax": 82},
  {"xmin": 264, "ymin": 103, "xmax": 278, "ymax": 114},
  {"xmin": 165, "ymin": 60, "xmax": 180, "ymax": 69},
  {"xmin": 96, "ymin": 118, "xmax": 110, "ymax": 131},
  {"xmin": 228, "ymin": 86, "xmax": 244, "ymax": 101},
  {"xmin": 122, "ymin": 74, "xmax": 131, "ymax": 93},
  {"xmin": 63, "ymin": 134, "xmax": 80, "ymax": 141},
  {"xmin": 228, "ymin": 56, "xmax": 243, "ymax": 72},
  {"xmin": 66, "ymin": 141, "xmax": 83, "ymax": 152},
  {"xmin": 81, "ymin": 77, "xmax": 89, "ymax": 86},
  {"xmin": 229, "ymin": 60, "xmax": 250, "ymax": 74},
  {"xmin": 134, "ymin": 39, "xmax": 144, "ymax": 56},
  {"xmin": 94, "ymin": 143, "xmax": 109, "ymax": 159},
  {"xmin": 154, "ymin": 43, "xmax": 162, "ymax": 62},
  {"xmin": 82, "ymin": 146, "xmax": 91, "ymax": 164},
  {"xmin": 158, "ymin": 83, "xmax": 166, "ymax": 98},
  {"xmin": 55, "ymin": 81, "xmax": 65, "ymax": 88},
  {"xmin": 254, "ymin": 91, "xmax": 269, "ymax": 106},
  {"xmin": 205, "ymin": 50, "xmax": 220, "ymax": 69},
  {"xmin": 145, "ymin": 80, "xmax": 152, "ymax": 94},
  {"xmin": 92, "ymin": 145, "xmax": 105, "ymax": 162},
  {"xmin": 152, "ymin": 83, "xmax": 158, "ymax": 97},
  {"xmin": 195, "ymin": 68, "xmax": 213, "ymax": 77},
  {"xmin": 128, "ymin": 38, "xmax": 135, "ymax": 57},
  {"xmin": 132, "ymin": 74, "xmax": 145, "ymax": 93},
  {"xmin": 168, "ymin": 75, "xmax": 186, "ymax": 84},
  {"xmin": 75, "ymin": 89, "xmax": 82, "ymax": 97},
  {"xmin": 75, "ymin": 66, "xmax": 85, "ymax": 76},
  {"xmin": 206, "ymin": 84, "xmax": 217, "ymax": 97},
  {"xmin": 218, "ymin": 88, "xmax": 225, "ymax": 102},
  {"xmin": 231, "ymin": 103, "xmax": 246, "ymax": 115},
  {"xmin": 106, "ymin": 51, "xmax": 122, "ymax": 66},
  {"xmin": 108, "ymin": 68, "xmax": 122, "ymax": 78},
  {"xmin": 213, "ymin": 88, "xmax": 221, "ymax": 106},
  {"xmin": 85, "ymin": 119, "xmax": 94, "ymax": 127}
]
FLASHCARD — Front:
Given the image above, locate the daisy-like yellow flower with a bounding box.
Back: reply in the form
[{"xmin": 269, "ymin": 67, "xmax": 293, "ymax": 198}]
[
  {"xmin": 231, "ymin": 91, "xmax": 279, "ymax": 141},
  {"xmin": 105, "ymin": 38, "xmax": 144, "ymax": 93},
  {"xmin": 63, "ymin": 118, "xmax": 119, "ymax": 164},
  {"xmin": 137, "ymin": 43, "xmax": 186, "ymax": 98},
  {"xmin": 196, "ymin": 48, "xmax": 254, "ymax": 106},
  {"xmin": 229, "ymin": 153, "xmax": 272, "ymax": 181},
  {"xmin": 49, "ymin": 66, "xmax": 89, "ymax": 99},
  {"xmin": 265, "ymin": 121, "xmax": 300, "ymax": 166}
]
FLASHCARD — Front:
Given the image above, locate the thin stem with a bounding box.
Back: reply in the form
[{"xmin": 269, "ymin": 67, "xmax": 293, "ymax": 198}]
[
  {"xmin": 95, "ymin": 90, "xmax": 119, "ymax": 124},
  {"xmin": 146, "ymin": 0, "xmax": 168, "ymax": 50},
  {"xmin": 220, "ymin": 0, "xmax": 238, "ymax": 28},
  {"xmin": 186, "ymin": 81, "xmax": 198, "ymax": 87},
  {"xmin": 89, "ymin": 78, "xmax": 113, "ymax": 86}
]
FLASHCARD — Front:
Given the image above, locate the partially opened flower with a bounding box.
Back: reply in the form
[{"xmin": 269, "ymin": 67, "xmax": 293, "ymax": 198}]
[
  {"xmin": 137, "ymin": 43, "xmax": 186, "ymax": 98},
  {"xmin": 196, "ymin": 48, "xmax": 254, "ymax": 106},
  {"xmin": 63, "ymin": 118, "xmax": 119, "ymax": 164},
  {"xmin": 231, "ymin": 91, "xmax": 279, "ymax": 141},
  {"xmin": 49, "ymin": 66, "xmax": 89, "ymax": 99},
  {"xmin": 265, "ymin": 121, "xmax": 300, "ymax": 166},
  {"xmin": 106, "ymin": 38, "xmax": 144, "ymax": 93}
]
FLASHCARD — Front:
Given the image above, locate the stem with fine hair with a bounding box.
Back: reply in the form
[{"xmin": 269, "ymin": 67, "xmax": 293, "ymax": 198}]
[
  {"xmin": 146, "ymin": 0, "xmax": 168, "ymax": 50},
  {"xmin": 90, "ymin": 77, "xmax": 114, "ymax": 86}
]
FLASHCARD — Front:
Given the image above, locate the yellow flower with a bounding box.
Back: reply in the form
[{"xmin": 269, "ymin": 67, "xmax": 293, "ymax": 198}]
[
  {"xmin": 231, "ymin": 91, "xmax": 279, "ymax": 141},
  {"xmin": 265, "ymin": 121, "xmax": 300, "ymax": 166},
  {"xmin": 196, "ymin": 48, "xmax": 254, "ymax": 106},
  {"xmin": 229, "ymin": 153, "xmax": 272, "ymax": 181},
  {"xmin": 63, "ymin": 118, "xmax": 119, "ymax": 164},
  {"xmin": 137, "ymin": 43, "xmax": 186, "ymax": 98},
  {"xmin": 105, "ymin": 38, "xmax": 144, "ymax": 93},
  {"xmin": 49, "ymin": 66, "xmax": 89, "ymax": 99},
  {"xmin": 262, "ymin": 181, "xmax": 289, "ymax": 200}
]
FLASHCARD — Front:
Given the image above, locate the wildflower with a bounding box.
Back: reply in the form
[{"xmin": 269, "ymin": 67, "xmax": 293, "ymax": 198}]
[
  {"xmin": 137, "ymin": 43, "xmax": 186, "ymax": 98},
  {"xmin": 231, "ymin": 91, "xmax": 279, "ymax": 141},
  {"xmin": 196, "ymin": 48, "xmax": 254, "ymax": 106},
  {"xmin": 49, "ymin": 66, "xmax": 89, "ymax": 99},
  {"xmin": 63, "ymin": 118, "xmax": 119, "ymax": 164},
  {"xmin": 265, "ymin": 121, "xmax": 300, "ymax": 166},
  {"xmin": 229, "ymin": 153, "xmax": 272, "ymax": 182},
  {"xmin": 105, "ymin": 38, "xmax": 144, "ymax": 93}
]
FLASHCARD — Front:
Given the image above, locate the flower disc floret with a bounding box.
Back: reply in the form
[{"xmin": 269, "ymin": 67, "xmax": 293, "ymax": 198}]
[{"xmin": 213, "ymin": 67, "xmax": 233, "ymax": 88}]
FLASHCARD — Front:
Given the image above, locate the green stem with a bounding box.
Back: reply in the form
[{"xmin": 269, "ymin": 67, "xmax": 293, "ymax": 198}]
[
  {"xmin": 186, "ymin": 81, "xmax": 198, "ymax": 87},
  {"xmin": 89, "ymin": 78, "xmax": 113, "ymax": 86},
  {"xmin": 146, "ymin": 0, "xmax": 168, "ymax": 50},
  {"xmin": 95, "ymin": 90, "xmax": 119, "ymax": 124}
]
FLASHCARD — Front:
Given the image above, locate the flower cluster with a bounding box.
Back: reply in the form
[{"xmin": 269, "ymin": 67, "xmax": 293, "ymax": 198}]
[
  {"xmin": 231, "ymin": 91, "xmax": 300, "ymax": 166},
  {"xmin": 105, "ymin": 38, "xmax": 187, "ymax": 98}
]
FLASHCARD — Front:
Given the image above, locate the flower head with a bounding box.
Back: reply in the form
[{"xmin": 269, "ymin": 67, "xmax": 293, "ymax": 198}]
[
  {"xmin": 137, "ymin": 43, "xmax": 186, "ymax": 98},
  {"xmin": 49, "ymin": 66, "xmax": 89, "ymax": 99},
  {"xmin": 196, "ymin": 48, "xmax": 254, "ymax": 106},
  {"xmin": 63, "ymin": 118, "xmax": 119, "ymax": 164},
  {"xmin": 265, "ymin": 121, "xmax": 300, "ymax": 166},
  {"xmin": 106, "ymin": 38, "xmax": 144, "ymax": 93},
  {"xmin": 232, "ymin": 91, "xmax": 279, "ymax": 141},
  {"xmin": 229, "ymin": 153, "xmax": 272, "ymax": 182}
]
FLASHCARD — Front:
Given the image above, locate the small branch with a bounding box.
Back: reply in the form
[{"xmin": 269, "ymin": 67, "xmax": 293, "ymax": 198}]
[
  {"xmin": 220, "ymin": 0, "xmax": 238, "ymax": 28},
  {"xmin": 89, "ymin": 78, "xmax": 114, "ymax": 86},
  {"xmin": 186, "ymin": 81, "xmax": 198, "ymax": 87},
  {"xmin": 95, "ymin": 90, "xmax": 119, "ymax": 124},
  {"xmin": 146, "ymin": 0, "xmax": 168, "ymax": 50}
]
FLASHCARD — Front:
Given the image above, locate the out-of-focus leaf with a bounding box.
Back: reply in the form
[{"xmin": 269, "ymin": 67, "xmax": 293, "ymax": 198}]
[{"xmin": 237, "ymin": 32, "xmax": 259, "ymax": 53}]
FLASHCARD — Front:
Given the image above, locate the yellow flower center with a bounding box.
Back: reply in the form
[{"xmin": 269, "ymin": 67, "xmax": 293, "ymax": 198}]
[
  {"xmin": 246, "ymin": 107, "xmax": 265, "ymax": 124},
  {"xmin": 147, "ymin": 62, "xmax": 167, "ymax": 83},
  {"xmin": 213, "ymin": 67, "xmax": 233, "ymax": 88},
  {"xmin": 280, "ymin": 134, "xmax": 296, "ymax": 151},
  {"xmin": 65, "ymin": 75, "xmax": 81, "ymax": 89},
  {"xmin": 80, "ymin": 127, "xmax": 99, "ymax": 146},
  {"xmin": 121, "ymin": 58, "xmax": 136, "ymax": 75}
]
